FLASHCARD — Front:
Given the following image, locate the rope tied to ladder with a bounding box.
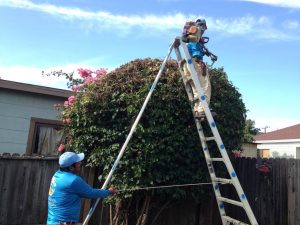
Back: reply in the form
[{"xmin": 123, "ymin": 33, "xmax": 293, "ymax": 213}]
[{"xmin": 116, "ymin": 181, "xmax": 227, "ymax": 192}]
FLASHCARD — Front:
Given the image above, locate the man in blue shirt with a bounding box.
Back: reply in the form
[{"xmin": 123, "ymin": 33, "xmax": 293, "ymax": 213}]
[
  {"xmin": 182, "ymin": 19, "xmax": 217, "ymax": 118},
  {"xmin": 47, "ymin": 151, "xmax": 117, "ymax": 225}
]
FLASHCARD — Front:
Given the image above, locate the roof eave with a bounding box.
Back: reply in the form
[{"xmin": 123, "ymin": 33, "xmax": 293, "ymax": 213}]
[
  {"xmin": 0, "ymin": 79, "xmax": 72, "ymax": 98},
  {"xmin": 254, "ymin": 139, "xmax": 300, "ymax": 144}
]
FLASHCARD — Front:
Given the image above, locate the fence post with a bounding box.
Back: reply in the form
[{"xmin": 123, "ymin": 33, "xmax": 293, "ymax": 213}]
[
  {"xmin": 287, "ymin": 159, "xmax": 296, "ymax": 225},
  {"xmin": 82, "ymin": 167, "xmax": 96, "ymax": 220}
]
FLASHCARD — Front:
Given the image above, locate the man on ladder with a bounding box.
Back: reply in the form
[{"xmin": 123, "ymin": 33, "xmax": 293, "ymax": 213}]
[{"xmin": 182, "ymin": 19, "xmax": 217, "ymax": 118}]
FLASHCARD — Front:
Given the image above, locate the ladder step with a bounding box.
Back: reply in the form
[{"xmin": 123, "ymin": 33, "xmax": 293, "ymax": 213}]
[
  {"xmin": 217, "ymin": 197, "xmax": 244, "ymax": 207},
  {"xmin": 205, "ymin": 137, "xmax": 215, "ymax": 141},
  {"xmin": 210, "ymin": 158, "xmax": 224, "ymax": 162},
  {"xmin": 222, "ymin": 216, "xmax": 249, "ymax": 225},
  {"xmin": 213, "ymin": 178, "xmax": 233, "ymax": 184}
]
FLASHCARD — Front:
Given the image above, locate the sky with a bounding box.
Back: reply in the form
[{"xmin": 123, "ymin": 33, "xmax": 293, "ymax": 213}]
[{"xmin": 0, "ymin": 0, "xmax": 299, "ymax": 132}]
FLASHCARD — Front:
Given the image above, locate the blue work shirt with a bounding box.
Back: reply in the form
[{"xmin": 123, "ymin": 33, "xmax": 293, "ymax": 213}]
[
  {"xmin": 187, "ymin": 41, "xmax": 205, "ymax": 60},
  {"xmin": 47, "ymin": 170, "xmax": 110, "ymax": 224}
]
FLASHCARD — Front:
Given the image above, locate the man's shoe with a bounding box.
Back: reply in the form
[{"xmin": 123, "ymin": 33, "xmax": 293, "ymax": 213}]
[
  {"xmin": 179, "ymin": 59, "xmax": 186, "ymax": 68},
  {"xmin": 194, "ymin": 111, "xmax": 217, "ymax": 119}
]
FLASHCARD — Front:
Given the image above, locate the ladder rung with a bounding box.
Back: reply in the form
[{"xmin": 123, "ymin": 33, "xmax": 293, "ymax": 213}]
[
  {"xmin": 217, "ymin": 197, "xmax": 244, "ymax": 207},
  {"xmin": 213, "ymin": 178, "xmax": 233, "ymax": 184},
  {"xmin": 222, "ymin": 216, "xmax": 249, "ymax": 225},
  {"xmin": 210, "ymin": 158, "xmax": 224, "ymax": 162},
  {"xmin": 205, "ymin": 137, "xmax": 215, "ymax": 141}
]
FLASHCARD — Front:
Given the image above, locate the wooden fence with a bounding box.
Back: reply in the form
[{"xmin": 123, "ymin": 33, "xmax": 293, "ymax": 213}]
[
  {"xmin": 0, "ymin": 155, "xmax": 299, "ymax": 225},
  {"xmin": 0, "ymin": 155, "xmax": 94, "ymax": 225}
]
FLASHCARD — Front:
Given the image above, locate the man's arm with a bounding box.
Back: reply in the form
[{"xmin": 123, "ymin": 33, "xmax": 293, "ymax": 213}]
[
  {"xmin": 71, "ymin": 176, "xmax": 112, "ymax": 199},
  {"xmin": 203, "ymin": 45, "xmax": 218, "ymax": 62}
]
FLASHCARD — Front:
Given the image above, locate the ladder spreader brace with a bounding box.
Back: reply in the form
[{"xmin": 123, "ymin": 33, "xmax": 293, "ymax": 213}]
[
  {"xmin": 173, "ymin": 37, "xmax": 258, "ymax": 225},
  {"xmin": 82, "ymin": 37, "xmax": 258, "ymax": 225}
]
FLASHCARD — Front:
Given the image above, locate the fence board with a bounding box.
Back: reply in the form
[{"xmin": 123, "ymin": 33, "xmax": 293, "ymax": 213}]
[
  {"xmin": 0, "ymin": 157, "xmax": 58, "ymax": 225},
  {"xmin": 288, "ymin": 159, "xmax": 300, "ymax": 225}
]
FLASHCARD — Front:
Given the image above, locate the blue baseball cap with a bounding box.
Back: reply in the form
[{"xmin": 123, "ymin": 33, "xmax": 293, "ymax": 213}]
[{"xmin": 59, "ymin": 151, "xmax": 85, "ymax": 167}]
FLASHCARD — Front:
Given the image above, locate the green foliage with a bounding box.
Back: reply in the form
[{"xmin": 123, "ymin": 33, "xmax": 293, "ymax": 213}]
[
  {"xmin": 61, "ymin": 59, "xmax": 247, "ymax": 201},
  {"xmin": 243, "ymin": 119, "xmax": 260, "ymax": 142},
  {"xmin": 209, "ymin": 67, "xmax": 247, "ymax": 151}
]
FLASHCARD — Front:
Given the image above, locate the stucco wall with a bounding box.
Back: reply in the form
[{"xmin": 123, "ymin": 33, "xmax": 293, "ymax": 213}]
[
  {"xmin": 241, "ymin": 142, "xmax": 257, "ymax": 158},
  {"xmin": 0, "ymin": 89, "xmax": 66, "ymax": 154}
]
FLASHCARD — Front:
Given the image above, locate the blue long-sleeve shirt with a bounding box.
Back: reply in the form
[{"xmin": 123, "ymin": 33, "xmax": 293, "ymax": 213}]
[
  {"xmin": 47, "ymin": 170, "xmax": 110, "ymax": 224},
  {"xmin": 187, "ymin": 41, "xmax": 205, "ymax": 61}
]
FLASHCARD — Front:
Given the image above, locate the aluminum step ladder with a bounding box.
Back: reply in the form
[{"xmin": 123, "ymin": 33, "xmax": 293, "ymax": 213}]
[
  {"xmin": 82, "ymin": 37, "xmax": 258, "ymax": 225},
  {"xmin": 173, "ymin": 37, "xmax": 258, "ymax": 225}
]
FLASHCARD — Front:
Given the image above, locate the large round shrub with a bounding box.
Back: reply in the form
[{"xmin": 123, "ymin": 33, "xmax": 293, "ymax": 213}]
[{"xmin": 61, "ymin": 59, "xmax": 246, "ymax": 200}]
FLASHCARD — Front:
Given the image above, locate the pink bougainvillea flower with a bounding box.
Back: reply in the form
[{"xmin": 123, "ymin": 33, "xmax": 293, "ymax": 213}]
[
  {"xmin": 58, "ymin": 144, "xmax": 65, "ymax": 152},
  {"xmin": 95, "ymin": 68, "xmax": 107, "ymax": 77},
  {"xmin": 64, "ymin": 101, "xmax": 69, "ymax": 107},
  {"xmin": 68, "ymin": 95, "xmax": 76, "ymax": 104},
  {"xmin": 71, "ymin": 85, "xmax": 81, "ymax": 92},
  {"xmin": 63, "ymin": 118, "xmax": 72, "ymax": 123},
  {"xmin": 78, "ymin": 68, "xmax": 93, "ymax": 78},
  {"xmin": 233, "ymin": 150, "xmax": 241, "ymax": 158},
  {"xmin": 84, "ymin": 77, "xmax": 98, "ymax": 85}
]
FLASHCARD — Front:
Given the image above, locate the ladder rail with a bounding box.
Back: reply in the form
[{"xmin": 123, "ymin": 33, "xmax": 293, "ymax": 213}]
[{"xmin": 82, "ymin": 39, "xmax": 176, "ymax": 225}]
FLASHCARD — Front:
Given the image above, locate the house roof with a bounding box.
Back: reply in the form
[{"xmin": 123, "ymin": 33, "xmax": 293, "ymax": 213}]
[
  {"xmin": 254, "ymin": 124, "xmax": 300, "ymax": 141},
  {"xmin": 0, "ymin": 79, "xmax": 71, "ymax": 98}
]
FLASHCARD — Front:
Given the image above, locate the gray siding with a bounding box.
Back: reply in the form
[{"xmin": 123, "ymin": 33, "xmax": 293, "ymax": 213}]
[{"xmin": 0, "ymin": 89, "xmax": 67, "ymax": 154}]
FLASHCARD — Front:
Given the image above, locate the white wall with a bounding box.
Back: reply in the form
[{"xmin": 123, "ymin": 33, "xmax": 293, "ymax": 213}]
[
  {"xmin": 257, "ymin": 141, "xmax": 300, "ymax": 158},
  {"xmin": 0, "ymin": 89, "xmax": 66, "ymax": 154}
]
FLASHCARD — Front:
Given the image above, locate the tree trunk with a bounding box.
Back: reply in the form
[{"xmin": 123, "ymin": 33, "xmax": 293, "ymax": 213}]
[
  {"xmin": 150, "ymin": 200, "xmax": 172, "ymax": 225},
  {"xmin": 136, "ymin": 195, "xmax": 151, "ymax": 225}
]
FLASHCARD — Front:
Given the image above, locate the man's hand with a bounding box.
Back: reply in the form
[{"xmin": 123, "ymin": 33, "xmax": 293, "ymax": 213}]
[
  {"xmin": 210, "ymin": 54, "xmax": 218, "ymax": 62},
  {"xmin": 108, "ymin": 187, "xmax": 118, "ymax": 195}
]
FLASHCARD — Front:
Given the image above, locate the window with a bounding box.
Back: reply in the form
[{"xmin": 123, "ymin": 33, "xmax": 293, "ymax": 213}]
[
  {"xmin": 257, "ymin": 149, "xmax": 270, "ymax": 158},
  {"xmin": 261, "ymin": 149, "xmax": 270, "ymax": 158},
  {"xmin": 26, "ymin": 118, "xmax": 65, "ymax": 156}
]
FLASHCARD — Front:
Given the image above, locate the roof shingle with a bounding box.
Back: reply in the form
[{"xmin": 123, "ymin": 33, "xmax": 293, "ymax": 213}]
[{"xmin": 254, "ymin": 124, "xmax": 300, "ymax": 141}]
